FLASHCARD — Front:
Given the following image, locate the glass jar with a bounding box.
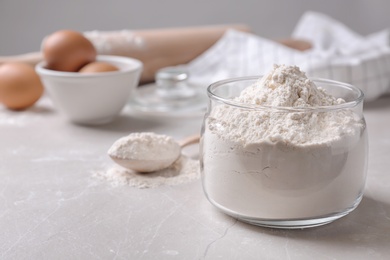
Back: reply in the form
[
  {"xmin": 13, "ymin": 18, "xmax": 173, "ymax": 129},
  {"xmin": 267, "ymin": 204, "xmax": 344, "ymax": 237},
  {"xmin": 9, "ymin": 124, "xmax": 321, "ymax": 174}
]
[
  {"xmin": 127, "ymin": 66, "xmax": 207, "ymax": 117},
  {"xmin": 200, "ymin": 76, "xmax": 368, "ymax": 229}
]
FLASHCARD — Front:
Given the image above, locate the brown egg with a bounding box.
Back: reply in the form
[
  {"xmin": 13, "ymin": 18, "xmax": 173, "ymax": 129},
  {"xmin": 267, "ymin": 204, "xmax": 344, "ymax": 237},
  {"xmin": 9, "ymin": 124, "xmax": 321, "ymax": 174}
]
[
  {"xmin": 0, "ymin": 62, "xmax": 44, "ymax": 110},
  {"xmin": 79, "ymin": 61, "xmax": 119, "ymax": 73},
  {"xmin": 42, "ymin": 30, "xmax": 97, "ymax": 72}
]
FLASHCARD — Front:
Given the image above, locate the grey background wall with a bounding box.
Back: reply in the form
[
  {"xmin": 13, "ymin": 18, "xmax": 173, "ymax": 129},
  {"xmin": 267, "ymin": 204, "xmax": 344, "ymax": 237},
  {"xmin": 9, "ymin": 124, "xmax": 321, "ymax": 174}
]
[{"xmin": 0, "ymin": 0, "xmax": 389, "ymax": 55}]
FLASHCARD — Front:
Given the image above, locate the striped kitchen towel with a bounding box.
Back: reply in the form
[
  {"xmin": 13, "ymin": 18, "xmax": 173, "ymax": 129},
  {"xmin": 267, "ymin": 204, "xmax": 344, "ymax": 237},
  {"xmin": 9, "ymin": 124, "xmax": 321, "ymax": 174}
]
[{"xmin": 186, "ymin": 11, "xmax": 390, "ymax": 102}]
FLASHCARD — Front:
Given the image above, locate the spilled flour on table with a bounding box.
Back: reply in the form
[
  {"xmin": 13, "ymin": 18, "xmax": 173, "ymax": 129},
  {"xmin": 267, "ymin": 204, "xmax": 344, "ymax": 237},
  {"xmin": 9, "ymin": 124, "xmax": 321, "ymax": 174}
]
[{"xmin": 93, "ymin": 155, "xmax": 200, "ymax": 188}]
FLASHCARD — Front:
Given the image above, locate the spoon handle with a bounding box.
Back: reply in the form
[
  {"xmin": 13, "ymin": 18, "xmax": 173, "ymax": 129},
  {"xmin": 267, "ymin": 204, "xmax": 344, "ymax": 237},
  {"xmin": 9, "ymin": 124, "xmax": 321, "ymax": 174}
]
[{"xmin": 178, "ymin": 134, "xmax": 200, "ymax": 147}]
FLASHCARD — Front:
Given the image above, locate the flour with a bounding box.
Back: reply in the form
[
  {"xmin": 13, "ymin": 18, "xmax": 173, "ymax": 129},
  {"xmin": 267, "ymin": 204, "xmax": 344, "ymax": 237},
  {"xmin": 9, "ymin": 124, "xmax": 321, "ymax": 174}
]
[
  {"xmin": 209, "ymin": 64, "xmax": 360, "ymax": 146},
  {"xmin": 202, "ymin": 64, "xmax": 367, "ymax": 220},
  {"xmin": 94, "ymin": 155, "xmax": 200, "ymax": 189},
  {"xmin": 108, "ymin": 132, "xmax": 180, "ymax": 161},
  {"xmin": 84, "ymin": 30, "xmax": 145, "ymax": 55}
]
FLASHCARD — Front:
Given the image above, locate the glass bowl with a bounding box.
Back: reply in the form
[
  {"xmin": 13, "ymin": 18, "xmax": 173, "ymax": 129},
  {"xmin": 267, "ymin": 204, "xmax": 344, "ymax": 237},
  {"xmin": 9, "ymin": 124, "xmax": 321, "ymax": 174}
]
[{"xmin": 200, "ymin": 76, "xmax": 368, "ymax": 229}]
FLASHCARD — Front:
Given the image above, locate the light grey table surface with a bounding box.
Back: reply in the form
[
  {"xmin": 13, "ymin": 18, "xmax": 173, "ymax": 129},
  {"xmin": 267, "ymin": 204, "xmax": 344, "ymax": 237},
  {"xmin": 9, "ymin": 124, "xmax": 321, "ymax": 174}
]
[{"xmin": 0, "ymin": 93, "xmax": 389, "ymax": 260}]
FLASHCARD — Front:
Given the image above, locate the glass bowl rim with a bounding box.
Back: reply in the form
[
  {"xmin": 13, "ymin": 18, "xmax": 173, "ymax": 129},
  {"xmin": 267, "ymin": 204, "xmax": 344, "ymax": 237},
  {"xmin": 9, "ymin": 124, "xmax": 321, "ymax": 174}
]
[{"xmin": 207, "ymin": 76, "xmax": 365, "ymax": 112}]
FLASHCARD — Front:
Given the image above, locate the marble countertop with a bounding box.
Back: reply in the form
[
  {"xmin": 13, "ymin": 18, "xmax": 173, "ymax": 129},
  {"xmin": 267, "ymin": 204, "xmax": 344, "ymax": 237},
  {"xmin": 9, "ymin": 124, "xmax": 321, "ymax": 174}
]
[{"xmin": 1, "ymin": 94, "xmax": 390, "ymax": 260}]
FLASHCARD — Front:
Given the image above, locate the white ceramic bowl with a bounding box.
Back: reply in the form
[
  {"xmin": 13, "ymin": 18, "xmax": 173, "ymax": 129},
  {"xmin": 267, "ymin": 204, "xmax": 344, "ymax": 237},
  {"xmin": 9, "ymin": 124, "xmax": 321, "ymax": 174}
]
[{"xmin": 36, "ymin": 55, "xmax": 142, "ymax": 125}]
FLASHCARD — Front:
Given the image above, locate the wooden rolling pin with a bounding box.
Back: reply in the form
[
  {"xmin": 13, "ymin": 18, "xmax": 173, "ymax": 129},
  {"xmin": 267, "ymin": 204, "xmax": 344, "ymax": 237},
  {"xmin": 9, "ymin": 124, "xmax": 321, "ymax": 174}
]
[
  {"xmin": 97, "ymin": 24, "xmax": 251, "ymax": 83},
  {"xmin": 0, "ymin": 25, "xmax": 311, "ymax": 84}
]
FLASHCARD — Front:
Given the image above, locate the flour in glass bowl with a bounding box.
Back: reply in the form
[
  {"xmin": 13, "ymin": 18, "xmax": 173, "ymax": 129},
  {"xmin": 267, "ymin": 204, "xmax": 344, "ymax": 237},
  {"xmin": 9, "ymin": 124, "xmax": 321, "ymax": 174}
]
[
  {"xmin": 213, "ymin": 64, "xmax": 359, "ymax": 145},
  {"xmin": 202, "ymin": 64, "xmax": 367, "ymax": 220}
]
